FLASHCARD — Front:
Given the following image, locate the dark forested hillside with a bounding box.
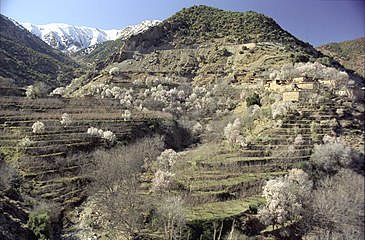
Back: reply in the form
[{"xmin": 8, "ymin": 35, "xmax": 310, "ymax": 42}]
[{"xmin": 0, "ymin": 14, "xmax": 80, "ymax": 88}]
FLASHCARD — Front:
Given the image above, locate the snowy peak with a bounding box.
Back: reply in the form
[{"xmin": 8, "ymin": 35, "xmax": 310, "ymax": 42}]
[{"xmin": 21, "ymin": 20, "xmax": 161, "ymax": 53}]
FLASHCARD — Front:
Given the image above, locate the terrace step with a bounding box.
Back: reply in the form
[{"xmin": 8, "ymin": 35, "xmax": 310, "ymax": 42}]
[{"xmin": 187, "ymin": 195, "xmax": 265, "ymax": 222}]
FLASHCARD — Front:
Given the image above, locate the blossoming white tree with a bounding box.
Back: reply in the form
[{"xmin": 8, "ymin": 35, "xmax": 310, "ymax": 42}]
[
  {"xmin": 224, "ymin": 118, "xmax": 250, "ymax": 148},
  {"xmin": 152, "ymin": 169, "xmax": 175, "ymax": 192},
  {"xmin": 108, "ymin": 67, "xmax": 120, "ymax": 76},
  {"xmin": 310, "ymin": 141, "xmax": 352, "ymax": 173},
  {"xmin": 60, "ymin": 113, "xmax": 72, "ymax": 127},
  {"xmin": 258, "ymin": 168, "xmax": 312, "ymax": 229},
  {"xmin": 17, "ymin": 137, "xmax": 33, "ymax": 151},
  {"xmin": 156, "ymin": 149, "xmax": 178, "ymax": 171},
  {"xmin": 87, "ymin": 127, "xmax": 116, "ymax": 145},
  {"xmin": 122, "ymin": 110, "xmax": 132, "ymax": 121},
  {"xmin": 271, "ymin": 101, "xmax": 297, "ymax": 120},
  {"xmin": 101, "ymin": 130, "xmax": 116, "ymax": 144},
  {"xmin": 32, "ymin": 121, "xmax": 45, "ymax": 134}
]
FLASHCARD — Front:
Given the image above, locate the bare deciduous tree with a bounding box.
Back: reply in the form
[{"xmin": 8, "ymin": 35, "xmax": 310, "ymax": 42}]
[
  {"xmin": 307, "ymin": 169, "xmax": 364, "ymax": 239},
  {"xmin": 157, "ymin": 195, "xmax": 186, "ymax": 240},
  {"xmin": 90, "ymin": 136, "xmax": 164, "ymax": 239}
]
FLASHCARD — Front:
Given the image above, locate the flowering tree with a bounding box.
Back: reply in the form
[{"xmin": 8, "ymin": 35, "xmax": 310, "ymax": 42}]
[
  {"xmin": 32, "ymin": 121, "xmax": 45, "ymax": 134},
  {"xmin": 25, "ymin": 85, "xmax": 36, "ymax": 99},
  {"xmin": 109, "ymin": 67, "xmax": 120, "ymax": 76},
  {"xmin": 151, "ymin": 149, "xmax": 179, "ymax": 192},
  {"xmin": 310, "ymin": 141, "xmax": 352, "ymax": 173},
  {"xmin": 152, "ymin": 169, "xmax": 175, "ymax": 192},
  {"xmin": 156, "ymin": 149, "xmax": 178, "ymax": 171},
  {"xmin": 271, "ymin": 101, "xmax": 297, "ymax": 120},
  {"xmin": 87, "ymin": 127, "xmax": 99, "ymax": 136},
  {"xmin": 60, "ymin": 113, "xmax": 72, "ymax": 127},
  {"xmin": 87, "ymin": 127, "xmax": 116, "ymax": 145},
  {"xmin": 293, "ymin": 134, "xmax": 305, "ymax": 145},
  {"xmin": 258, "ymin": 168, "xmax": 313, "ymax": 229},
  {"xmin": 101, "ymin": 130, "xmax": 116, "ymax": 145},
  {"xmin": 122, "ymin": 110, "xmax": 132, "ymax": 121},
  {"xmin": 17, "ymin": 136, "xmax": 33, "ymax": 152},
  {"xmin": 224, "ymin": 118, "xmax": 250, "ymax": 148},
  {"xmin": 50, "ymin": 87, "xmax": 66, "ymax": 96}
]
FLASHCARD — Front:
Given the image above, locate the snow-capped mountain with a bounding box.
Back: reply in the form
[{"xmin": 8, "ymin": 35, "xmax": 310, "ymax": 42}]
[{"xmin": 21, "ymin": 20, "xmax": 161, "ymax": 53}]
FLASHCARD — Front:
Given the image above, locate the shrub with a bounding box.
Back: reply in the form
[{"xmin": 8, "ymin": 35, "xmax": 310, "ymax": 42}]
[
  {"xmin": 309, "ymin": 169, "xmax": 364, "ymax": 239},
  {"xmin": 27, "ymin": 211, "xmax": 51, "ymax": 240},
  {"xmin": 32, "ymin": 121, "xmax": 45, "ymax": 134},
  {"xmin": 246, "ymin": 93, "xmax": 261, "ymax": 107},
  {"xmin": 157, "ymin": 195, "xmax": 186, "ymax": 240}
]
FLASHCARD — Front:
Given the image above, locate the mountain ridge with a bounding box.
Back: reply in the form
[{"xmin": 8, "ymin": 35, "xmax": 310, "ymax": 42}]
[
  {"xmin": 0, "ymin": 14, "xmax": 79, "ymax": 89},
  {"xmin": 20, "ymin": 20, "xmax": 161, "ymax": 53},
  {"xmin": 317, "ymin": 37, "xmax": 365, "ymax": 78},
  {"xmin": 107, "ymin": 6, "xmax": 320, "ymax": 62}
]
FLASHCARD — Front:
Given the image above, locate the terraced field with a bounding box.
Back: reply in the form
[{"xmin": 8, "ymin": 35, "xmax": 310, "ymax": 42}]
[
  {"xmin": 1, "ymin": 93, "xmax": 363, "ymax": 238},
  {"xmin": 172, "ymin": 98, "xmax": 364, "ymax": 228},
  {"xmin": 0, "ymin": 96, "xmax": 175, "ymax": 213}
]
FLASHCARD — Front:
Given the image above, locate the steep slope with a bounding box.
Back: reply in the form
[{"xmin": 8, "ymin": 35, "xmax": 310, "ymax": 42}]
[
  {"xmin": 317, "ymin": 38, "xmax": 365, "ymax": 78},
  {"xmin": 21, "ymin": 20, "xmax": 161, "ymax": 53},
  {"xmin": 0, "ymin": 15, "xmax": 79, "ymax": 88}
]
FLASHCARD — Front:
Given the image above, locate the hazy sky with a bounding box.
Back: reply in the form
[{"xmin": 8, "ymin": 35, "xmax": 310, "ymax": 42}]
[{"xmin": 1, "ymin": 0, "xmax": 364, "ymax": 46}]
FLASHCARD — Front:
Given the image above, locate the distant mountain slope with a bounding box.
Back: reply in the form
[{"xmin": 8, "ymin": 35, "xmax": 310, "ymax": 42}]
[
  {"xmin": 106, "ymin": 5, "xmax": 321, "ymax": 66},
  {"xmin": 317, "ymin": 38, "xmax": 365, "ymax": 78},
  {"xmin": 21, "ymin": 20, "xmax": 161, "ymax": 53},
  {"xmin": 0, "ymin": 14, "xmax": 79, "ymax": 88}
]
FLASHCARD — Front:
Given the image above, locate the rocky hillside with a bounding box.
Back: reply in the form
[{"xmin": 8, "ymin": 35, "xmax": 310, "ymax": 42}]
[
  {"xmin": 106, "ymin": 5, "xmax": 321, "ymax": 63},
  {"xmin": 0, "ymin": 15, "xmax": 79, "ymax": 88},
  {"xmin": 317, "ymin": 37, "xmax": 365, "ymax": 78},
  {"xmin": 21, "ymin": 20, "xmax": 160, "ymax": 53},
  {"xmin": 90, "ymin": 5, "xmax": 333, "ymax": 80}
]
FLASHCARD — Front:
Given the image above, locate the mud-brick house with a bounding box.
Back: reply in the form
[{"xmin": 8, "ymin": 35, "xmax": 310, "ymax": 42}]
[
  {"xmin": 318, "ymin": 79, "xmax": 337, "ymax": 88},
  {"xmin": 268, "ymin": 79, "xmax": 287, "ymax": 92},
  {"xmin": 256, "ymin": 79, "xmax": 269, "ymax": 88},
  {"xmin": 292, "ymin": 76, "xmax": 319, "ymax": 90},
  {"xmin": 282, "ymin": 91, "xmax": 307, "ymax": 102}
]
